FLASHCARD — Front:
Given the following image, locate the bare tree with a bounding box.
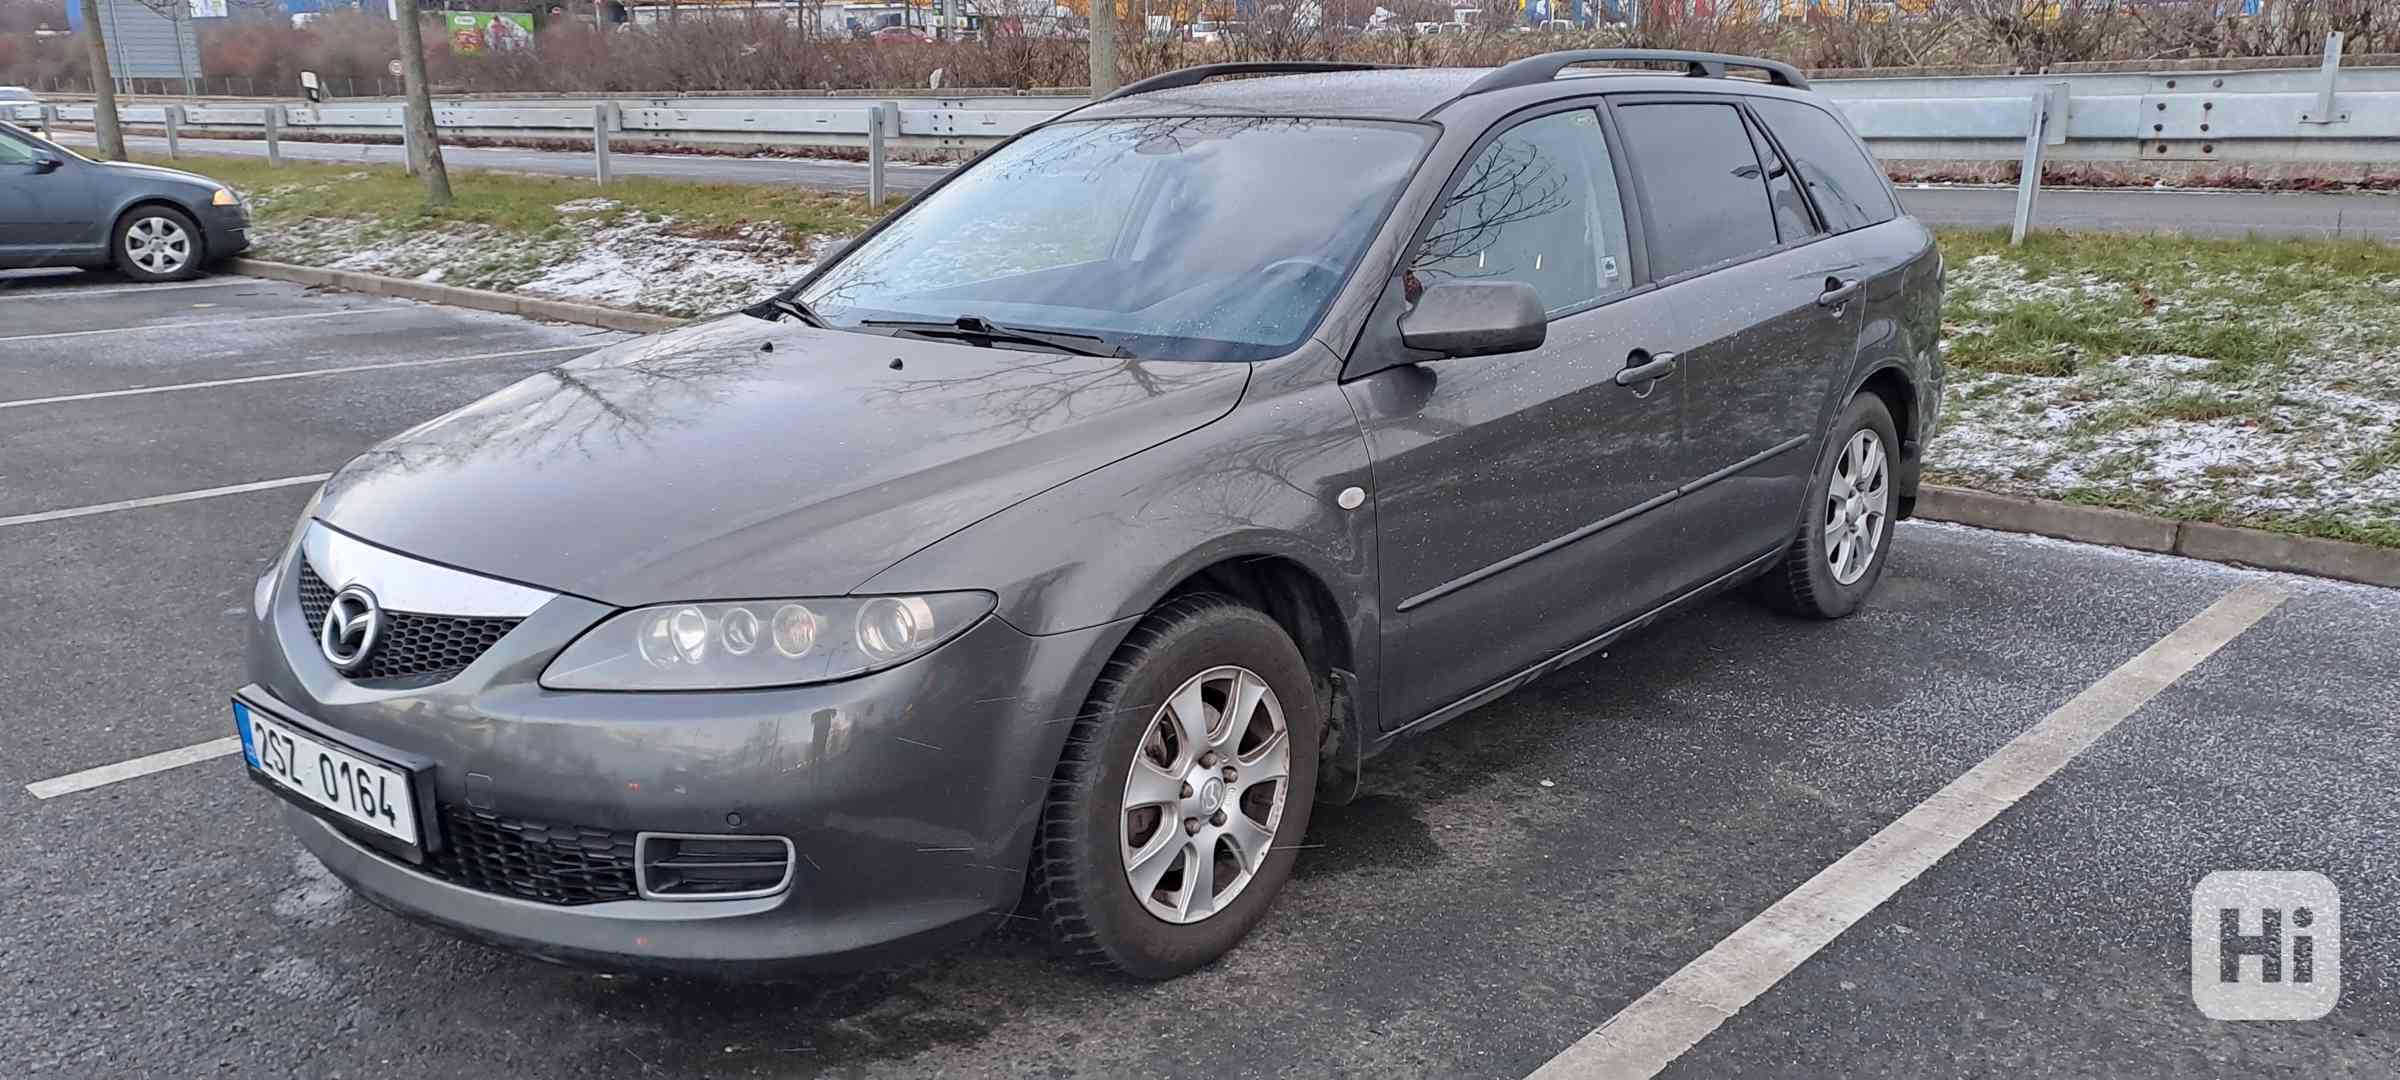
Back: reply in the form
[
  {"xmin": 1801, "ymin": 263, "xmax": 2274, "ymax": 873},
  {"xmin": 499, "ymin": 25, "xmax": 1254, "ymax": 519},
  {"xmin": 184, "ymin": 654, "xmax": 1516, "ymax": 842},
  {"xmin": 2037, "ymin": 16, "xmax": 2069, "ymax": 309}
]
[
  {"xmin": 77, "ymin": 0, "xmax": 124, "ymax": 158},
  {"xmin": 1091, "ymin": 0, "xmax": 1120, "ymax": 94},
  {"xmin": 393, "ymin": 0, "xmax": 452, "ymax": 205}
]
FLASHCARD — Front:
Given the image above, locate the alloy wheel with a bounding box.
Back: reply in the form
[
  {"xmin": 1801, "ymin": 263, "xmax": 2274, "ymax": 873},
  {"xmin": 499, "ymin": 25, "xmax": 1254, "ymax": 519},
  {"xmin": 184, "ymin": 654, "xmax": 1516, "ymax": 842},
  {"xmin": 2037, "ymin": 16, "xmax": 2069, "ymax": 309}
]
[
  {"xmin": 1824, "ymin": 428, "xmax": 1890, "ymax": 586},
  {"xmin": 124, "ymin": 216, "xmax": 192, "ymax": 276},
  {"xmin": 1119, "ymin": 664, "xmax": 1291, "ymax": 925}
]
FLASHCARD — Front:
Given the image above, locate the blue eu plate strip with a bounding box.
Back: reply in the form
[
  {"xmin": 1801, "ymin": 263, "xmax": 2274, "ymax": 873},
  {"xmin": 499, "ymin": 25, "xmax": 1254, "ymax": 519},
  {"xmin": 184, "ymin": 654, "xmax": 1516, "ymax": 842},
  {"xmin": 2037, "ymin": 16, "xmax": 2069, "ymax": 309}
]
[{"xmin": 231, "ymin": 700, "xmax": 259, "ymax": 767}]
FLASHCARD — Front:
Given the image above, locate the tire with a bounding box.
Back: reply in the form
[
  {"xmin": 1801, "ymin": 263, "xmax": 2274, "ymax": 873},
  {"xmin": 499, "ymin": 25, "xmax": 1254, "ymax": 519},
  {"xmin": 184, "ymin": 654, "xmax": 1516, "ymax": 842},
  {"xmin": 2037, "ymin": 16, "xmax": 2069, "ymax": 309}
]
[
  {"xmin": 1034, "ymin": 594, "xmax": 1321, "ymax": 980},
  {"xmin": 1757, "ymin": 393, "xmax": 1901, "ymax": 619},
  {"xmin": 110, "ymin": 205, "xmax": 204, "ymax": 282}
]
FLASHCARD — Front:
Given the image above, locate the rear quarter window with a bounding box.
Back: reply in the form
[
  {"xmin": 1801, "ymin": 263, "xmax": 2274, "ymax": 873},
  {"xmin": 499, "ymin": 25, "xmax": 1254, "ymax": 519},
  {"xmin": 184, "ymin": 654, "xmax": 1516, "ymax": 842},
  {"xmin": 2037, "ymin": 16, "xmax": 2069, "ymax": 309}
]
[{"xmin": 1750, "ymin": 97, "xmax": 1899, "ymax": 234}]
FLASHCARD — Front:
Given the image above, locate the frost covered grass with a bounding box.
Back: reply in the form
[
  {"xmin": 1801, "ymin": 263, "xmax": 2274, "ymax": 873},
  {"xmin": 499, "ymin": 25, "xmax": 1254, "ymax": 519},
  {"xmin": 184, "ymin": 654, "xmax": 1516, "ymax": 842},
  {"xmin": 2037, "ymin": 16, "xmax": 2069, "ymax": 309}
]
[
  {"xmin": 149, "ymin": 156, "xmax": 878, "ymax": 317},
  {"xmin": 1932, "ymin": 229, "xmax": 2400, "ymax": 548}
]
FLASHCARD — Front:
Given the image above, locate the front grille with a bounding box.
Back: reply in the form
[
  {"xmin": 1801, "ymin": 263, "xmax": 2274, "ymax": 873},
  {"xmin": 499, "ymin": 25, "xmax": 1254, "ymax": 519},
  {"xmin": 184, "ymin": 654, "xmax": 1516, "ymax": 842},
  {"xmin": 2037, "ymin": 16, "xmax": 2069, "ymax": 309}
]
[
  {"xmin": 420, "ymin": 804, "xmax": 638, "ymax": 906},
  {"xmin": 296, "ymin": 562, "xmax": 522, "ymax": 685}
]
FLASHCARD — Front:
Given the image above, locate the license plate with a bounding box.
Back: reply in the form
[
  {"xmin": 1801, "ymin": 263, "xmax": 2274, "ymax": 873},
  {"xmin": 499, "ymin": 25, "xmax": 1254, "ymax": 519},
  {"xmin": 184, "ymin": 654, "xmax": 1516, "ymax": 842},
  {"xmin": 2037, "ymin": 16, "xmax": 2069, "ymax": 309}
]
[{"xmin": 234, "ymin": 702, "xmax": 419, "ymax": 848}]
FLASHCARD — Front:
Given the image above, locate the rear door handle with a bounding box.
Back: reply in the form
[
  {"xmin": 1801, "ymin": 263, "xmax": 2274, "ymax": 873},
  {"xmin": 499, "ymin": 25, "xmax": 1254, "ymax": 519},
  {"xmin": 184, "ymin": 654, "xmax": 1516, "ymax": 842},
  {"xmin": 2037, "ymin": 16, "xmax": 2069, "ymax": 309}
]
[
  {"xmin": 1614, "ymin": 351, "xmax": 1679, "ymax": 387},
  {"xmin": 1817, "ymin": 277, "xmax": 1863, "ymax": 309}
]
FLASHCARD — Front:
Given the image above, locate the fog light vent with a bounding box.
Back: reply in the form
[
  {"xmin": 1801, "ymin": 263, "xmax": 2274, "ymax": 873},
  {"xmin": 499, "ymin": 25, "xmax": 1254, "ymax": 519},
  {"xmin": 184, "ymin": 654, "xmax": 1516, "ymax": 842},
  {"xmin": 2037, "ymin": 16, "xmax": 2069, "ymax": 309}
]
[{"xmin": 634, "ymin": 833, "xmax": 796, "ymax": 901}]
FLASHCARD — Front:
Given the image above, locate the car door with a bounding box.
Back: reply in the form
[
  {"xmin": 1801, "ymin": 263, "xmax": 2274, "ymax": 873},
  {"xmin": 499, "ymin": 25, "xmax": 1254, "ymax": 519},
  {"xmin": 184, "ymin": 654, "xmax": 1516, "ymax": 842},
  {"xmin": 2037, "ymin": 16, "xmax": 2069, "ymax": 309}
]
[
  {"xmin": 0, "ymin": 126, "xmax": 97, "ymax": 265},
  {"xmin": 1342, "ymin": 103, "xmax": 1698, "ymax": 730},
  {"xmin": 1607, "ymin": 96, "xmax": 1865, "ymax": 573}
]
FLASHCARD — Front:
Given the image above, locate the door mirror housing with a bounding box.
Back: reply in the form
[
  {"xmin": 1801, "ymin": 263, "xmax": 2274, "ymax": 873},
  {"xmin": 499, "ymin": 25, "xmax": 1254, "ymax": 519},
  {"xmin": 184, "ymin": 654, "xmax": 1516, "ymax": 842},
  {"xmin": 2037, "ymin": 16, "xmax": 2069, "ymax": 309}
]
[
  {"xmin": 1398, "ymin": 281, "xmax": 1546, "ymax": 359},
  {"xmin": 32, "ymin": 156, "xmax": 62, "ymax": 173}
]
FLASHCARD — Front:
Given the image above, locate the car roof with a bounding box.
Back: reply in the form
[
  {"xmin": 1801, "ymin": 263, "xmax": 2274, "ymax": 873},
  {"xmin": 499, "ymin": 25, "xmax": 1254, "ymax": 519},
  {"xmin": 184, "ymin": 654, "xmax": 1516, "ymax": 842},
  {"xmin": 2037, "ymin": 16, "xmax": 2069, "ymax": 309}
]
[
  {"xmin": 1068, "ymin": 66, "xmax": 1812, "ymax": 124},
  {"xmin": 1072, "ymin": 68, "xmax": 1490, "ymax": 122}
]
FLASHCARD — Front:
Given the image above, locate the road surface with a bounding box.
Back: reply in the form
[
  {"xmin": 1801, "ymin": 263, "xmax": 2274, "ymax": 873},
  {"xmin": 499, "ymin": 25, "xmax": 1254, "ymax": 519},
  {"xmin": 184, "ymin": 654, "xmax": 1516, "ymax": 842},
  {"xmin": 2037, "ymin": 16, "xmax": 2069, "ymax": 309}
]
[{"xmin": 69, "ymin": 131, "xmax": 2400, "ymax": 240}]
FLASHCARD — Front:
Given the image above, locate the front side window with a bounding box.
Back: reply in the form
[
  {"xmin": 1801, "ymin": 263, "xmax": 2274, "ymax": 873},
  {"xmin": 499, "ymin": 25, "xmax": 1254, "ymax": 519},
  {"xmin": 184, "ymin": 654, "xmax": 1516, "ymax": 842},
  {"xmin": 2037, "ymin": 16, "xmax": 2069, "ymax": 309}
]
[
  {"xmin": 797, "ymin": 116, "xmax": 1430, "ymax": 363},
  {"xmin": 1614, "ymin": 102, "xmax": 1782, "ymax": 279},
  {"xmin": 1410, "ymin": 108, "xmax": 1630, "ymax": 316},
  {"xmin": 1749, "ymin": 97, "xmax": 1899, "ymax": 234}
]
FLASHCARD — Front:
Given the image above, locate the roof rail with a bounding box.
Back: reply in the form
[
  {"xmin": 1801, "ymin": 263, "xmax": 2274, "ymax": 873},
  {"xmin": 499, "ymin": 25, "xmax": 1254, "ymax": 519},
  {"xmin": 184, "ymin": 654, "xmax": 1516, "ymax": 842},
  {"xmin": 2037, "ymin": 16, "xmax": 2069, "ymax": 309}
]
[
  {"xmin": 1103, "ymin": 62, "xmax": 1403, "ymax": 102},
  {"xmin": 1462, "ymin": 50, "xmax": 1810, "ymax": 95}
]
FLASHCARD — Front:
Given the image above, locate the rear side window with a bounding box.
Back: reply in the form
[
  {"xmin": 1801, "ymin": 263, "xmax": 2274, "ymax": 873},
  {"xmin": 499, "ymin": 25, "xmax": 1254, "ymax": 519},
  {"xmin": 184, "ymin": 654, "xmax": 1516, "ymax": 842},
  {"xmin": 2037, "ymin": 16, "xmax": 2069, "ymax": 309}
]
[
  {"xmin": 1750, "ymin": 97, "xmax": 1899, "ymax": 233},
  {"xmin": 1411, "ymin": 108, "xmax": 1632, "ymax": 315},
  {"xmin": 1612, "ymin": 102, "xmax": 1781, "ymax": 279}
]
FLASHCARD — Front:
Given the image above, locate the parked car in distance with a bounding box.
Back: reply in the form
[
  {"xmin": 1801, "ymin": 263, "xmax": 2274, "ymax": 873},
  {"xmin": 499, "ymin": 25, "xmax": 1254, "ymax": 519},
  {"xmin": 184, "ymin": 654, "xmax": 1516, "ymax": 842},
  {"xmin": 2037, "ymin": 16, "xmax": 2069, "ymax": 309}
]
[
  {"xmin": 234, "ymin": 51, "xmax": 1942, "ymax": 982},
  {"xmin": 0, "ymin": 121, "xmax": 250, "ymax": 280}
]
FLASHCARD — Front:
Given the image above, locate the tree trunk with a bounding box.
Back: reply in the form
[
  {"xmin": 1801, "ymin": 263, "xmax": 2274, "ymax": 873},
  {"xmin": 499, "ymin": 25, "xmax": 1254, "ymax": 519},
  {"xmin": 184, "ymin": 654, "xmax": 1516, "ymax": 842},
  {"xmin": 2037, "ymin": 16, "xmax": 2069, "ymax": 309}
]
[
  {"xmin": 393, "ymin": 0, "xmax": 453, "ymax": 206},
  {"xmin": 1090, "ymin": 0, "xmax": 1119, "ymax": 96},
  {"xmin": 78, "ymin": 0, "xmax": 125, "ymax": 160}
]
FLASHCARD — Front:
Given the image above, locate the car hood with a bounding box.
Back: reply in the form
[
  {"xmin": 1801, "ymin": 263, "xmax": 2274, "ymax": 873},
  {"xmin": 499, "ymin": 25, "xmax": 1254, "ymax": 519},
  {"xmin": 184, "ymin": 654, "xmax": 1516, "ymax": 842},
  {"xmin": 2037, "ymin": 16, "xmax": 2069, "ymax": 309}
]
[
  {"xmin": 92, "ymin": 159, "xmax": 220, "ymax": 190},
  {"xmin": 314, "ymin": 316, "xmax": 1248, "ymax": 606}
]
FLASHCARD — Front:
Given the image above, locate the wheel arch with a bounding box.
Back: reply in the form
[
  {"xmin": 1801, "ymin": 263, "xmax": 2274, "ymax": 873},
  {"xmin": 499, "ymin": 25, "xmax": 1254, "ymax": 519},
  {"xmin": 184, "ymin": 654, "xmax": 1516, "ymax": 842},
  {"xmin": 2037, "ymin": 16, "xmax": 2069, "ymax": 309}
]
[{"xmin": 1853, "ymin": 363, "xmax": 1922, "ymax": 516}]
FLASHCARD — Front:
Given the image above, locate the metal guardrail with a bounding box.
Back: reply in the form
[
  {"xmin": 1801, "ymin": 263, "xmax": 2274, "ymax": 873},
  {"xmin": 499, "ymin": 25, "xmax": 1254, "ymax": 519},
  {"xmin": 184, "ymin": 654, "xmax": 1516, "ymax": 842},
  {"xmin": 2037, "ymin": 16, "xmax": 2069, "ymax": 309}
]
[{"xmin": 11, "ymin": 37, "xmax": 2396, "ymax": 229}]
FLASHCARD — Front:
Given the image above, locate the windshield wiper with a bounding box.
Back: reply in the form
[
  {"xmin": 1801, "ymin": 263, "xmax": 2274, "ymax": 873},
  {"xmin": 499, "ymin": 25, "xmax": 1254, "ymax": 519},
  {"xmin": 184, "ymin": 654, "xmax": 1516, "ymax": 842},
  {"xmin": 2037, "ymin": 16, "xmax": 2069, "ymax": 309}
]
[
  {"xmin": 747, "ymin": 295, "xmax": 829, "ymax": 328},
  {"xmin": 862, "ymin": 315, "xmax": 1129, "ymax": 359}
]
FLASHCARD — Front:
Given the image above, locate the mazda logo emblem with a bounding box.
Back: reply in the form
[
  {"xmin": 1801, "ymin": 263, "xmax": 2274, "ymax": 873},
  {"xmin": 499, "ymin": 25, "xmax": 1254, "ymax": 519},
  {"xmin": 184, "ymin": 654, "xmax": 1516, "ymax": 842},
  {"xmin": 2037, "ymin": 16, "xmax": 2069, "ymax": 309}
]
[{"xmin": 320, "ymin": 585, "xmax": 382, "ymax": 672}]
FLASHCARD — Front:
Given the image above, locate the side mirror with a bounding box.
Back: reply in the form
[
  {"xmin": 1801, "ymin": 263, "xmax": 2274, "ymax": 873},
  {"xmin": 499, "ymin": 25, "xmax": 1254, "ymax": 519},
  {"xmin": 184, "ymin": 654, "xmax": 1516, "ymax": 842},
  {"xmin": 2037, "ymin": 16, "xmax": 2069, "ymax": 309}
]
[
  {"xmin": 32, "ymin": 157, "xmax": 62, "ymax": 174},
  {"xmin": 1398, "ymin": 281, "xmax": 1546, "ymax": 359}
]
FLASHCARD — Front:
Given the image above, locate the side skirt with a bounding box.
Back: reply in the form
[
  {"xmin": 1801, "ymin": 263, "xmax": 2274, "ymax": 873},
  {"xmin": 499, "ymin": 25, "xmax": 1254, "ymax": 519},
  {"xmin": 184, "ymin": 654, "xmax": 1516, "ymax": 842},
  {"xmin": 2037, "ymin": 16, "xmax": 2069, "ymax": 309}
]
[{"xmin": 1360, "ymin": 543, "xmax": 1787, "ymax": 759}]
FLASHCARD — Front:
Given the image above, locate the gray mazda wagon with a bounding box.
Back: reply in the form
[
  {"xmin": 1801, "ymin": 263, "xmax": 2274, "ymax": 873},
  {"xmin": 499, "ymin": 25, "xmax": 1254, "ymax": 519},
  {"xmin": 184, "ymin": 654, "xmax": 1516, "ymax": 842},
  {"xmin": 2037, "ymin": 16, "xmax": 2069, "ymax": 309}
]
[{"xmin": 234, "ymin": 50, "xmax": 1942, "ymax": 980}]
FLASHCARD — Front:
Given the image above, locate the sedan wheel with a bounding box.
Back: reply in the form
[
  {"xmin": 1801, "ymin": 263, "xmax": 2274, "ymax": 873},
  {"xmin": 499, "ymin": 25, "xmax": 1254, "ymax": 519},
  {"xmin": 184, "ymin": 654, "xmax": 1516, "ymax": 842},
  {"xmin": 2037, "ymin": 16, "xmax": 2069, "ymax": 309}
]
[
  {"xmin": 1120, "ymin": 665, "xmax": 1292, "ymax": 925},
  {"xmin": 112, "ymin": 208, "xmax": 204, "ymax": 282}
]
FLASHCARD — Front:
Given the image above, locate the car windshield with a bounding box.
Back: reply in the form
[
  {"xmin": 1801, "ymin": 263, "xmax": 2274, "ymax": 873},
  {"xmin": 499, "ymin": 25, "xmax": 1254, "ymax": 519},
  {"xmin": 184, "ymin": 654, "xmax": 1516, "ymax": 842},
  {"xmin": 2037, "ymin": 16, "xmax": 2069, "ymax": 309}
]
[{"xmin": 795, "ymin": 116, "xmax": 1430, "ymax": 363}]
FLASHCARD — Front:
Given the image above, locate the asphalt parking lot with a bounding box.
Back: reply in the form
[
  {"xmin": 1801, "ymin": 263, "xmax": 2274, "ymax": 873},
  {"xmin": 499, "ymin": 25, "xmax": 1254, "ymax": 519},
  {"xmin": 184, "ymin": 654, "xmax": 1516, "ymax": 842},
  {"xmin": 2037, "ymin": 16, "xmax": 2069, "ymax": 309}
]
[{"xmin": 4, "ymin": 269, "xmax": 2397, "ymax": 1079}]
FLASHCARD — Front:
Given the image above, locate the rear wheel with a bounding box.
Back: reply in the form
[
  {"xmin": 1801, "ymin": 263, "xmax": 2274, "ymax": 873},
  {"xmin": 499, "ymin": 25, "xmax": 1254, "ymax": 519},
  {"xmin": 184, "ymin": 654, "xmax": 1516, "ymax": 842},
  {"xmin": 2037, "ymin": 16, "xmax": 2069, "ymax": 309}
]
[
  {"xmin": 1757, "ymin": 393, "xmax": 1900, "ymax": 618},
  {"xmin": 1035, "ymin": 594, "xmax": 1319, "ymax": 979},
  {"xmin": 111, "ymin": 206, "xmax": 203, "ymax": 282}
]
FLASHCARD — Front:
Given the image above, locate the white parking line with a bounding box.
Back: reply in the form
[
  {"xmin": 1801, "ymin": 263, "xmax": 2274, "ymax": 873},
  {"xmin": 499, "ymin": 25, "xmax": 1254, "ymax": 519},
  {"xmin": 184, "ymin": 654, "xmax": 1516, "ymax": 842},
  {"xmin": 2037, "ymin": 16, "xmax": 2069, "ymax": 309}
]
[
  {"xmin": 25, "ymin": 737, "xmax": 242, "ymax": 799},
  {"xmin": 0, "ymin": 473, "xmax": 331, "ymax": 530},
  {"xmin": 0, "ymin": 343, "xmax": 598, "ymax": 411},
  {"xmin": 0, "ymin": 278, "xmax": 261, "ymax": 303},
  {"xmin": 0, "ymin": 308, "xmax": 405, "ymax": 343},
  {"xmin": 1526, "ymin": 581, "xmax": 2289, "ymax": 1080}
]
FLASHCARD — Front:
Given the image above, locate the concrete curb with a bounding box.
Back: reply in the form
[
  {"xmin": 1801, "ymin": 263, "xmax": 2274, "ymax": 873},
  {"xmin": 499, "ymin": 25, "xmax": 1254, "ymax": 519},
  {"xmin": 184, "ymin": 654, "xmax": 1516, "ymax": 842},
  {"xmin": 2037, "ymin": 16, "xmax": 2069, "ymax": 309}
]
[
  {"xmin": 226, "ymin": 258, "xmax": 686, "ymax": 335},
  {"xmin": 1916, "ymin": 484, "xmax": 2400, "ymax": 589}
]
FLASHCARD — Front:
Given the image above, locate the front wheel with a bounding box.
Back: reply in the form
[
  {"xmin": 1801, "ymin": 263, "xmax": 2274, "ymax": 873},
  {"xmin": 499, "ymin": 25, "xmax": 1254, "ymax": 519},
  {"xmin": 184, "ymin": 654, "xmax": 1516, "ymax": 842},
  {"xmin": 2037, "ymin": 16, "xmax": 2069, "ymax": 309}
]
[
  {"xmin": 1757, "ymin": 393, "xmax": 1900, "ymax": 619},
  {"xmin": 1035, "ymin": 594, "xmax": 1320, "ymax": 979},
  {"xmin": 112, "ymin": 206, "xmax": 204, "ymax": 282}
]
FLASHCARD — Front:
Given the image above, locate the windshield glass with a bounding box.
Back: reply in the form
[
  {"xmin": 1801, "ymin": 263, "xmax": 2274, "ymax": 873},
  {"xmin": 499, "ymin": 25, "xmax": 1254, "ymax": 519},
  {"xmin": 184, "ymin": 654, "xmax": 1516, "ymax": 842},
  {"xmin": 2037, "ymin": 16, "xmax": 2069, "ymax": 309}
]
[{"xmin": 797, "ymin": 116, "xmax": 1430, "ymax": 363}]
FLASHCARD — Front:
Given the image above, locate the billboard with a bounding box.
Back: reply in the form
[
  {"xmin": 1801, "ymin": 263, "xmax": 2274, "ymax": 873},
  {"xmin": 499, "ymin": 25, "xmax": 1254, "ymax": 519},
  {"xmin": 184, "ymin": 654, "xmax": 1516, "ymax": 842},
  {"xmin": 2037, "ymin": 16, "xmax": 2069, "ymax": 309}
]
[{"xmin": 448, "ymin": 12, "xmax": 537, "ymax": 54}]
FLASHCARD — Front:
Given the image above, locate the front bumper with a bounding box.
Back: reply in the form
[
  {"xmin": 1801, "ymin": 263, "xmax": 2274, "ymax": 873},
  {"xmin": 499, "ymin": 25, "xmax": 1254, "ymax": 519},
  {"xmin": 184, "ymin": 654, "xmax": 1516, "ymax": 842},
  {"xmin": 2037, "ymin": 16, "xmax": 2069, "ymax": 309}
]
[
  {"xmin": 241, "ymin": 545, "xmax": 1130, "ymax": 975},
  {"xmin": 197, "ymin": 202, "xmax": 250, "ymax": 262}
]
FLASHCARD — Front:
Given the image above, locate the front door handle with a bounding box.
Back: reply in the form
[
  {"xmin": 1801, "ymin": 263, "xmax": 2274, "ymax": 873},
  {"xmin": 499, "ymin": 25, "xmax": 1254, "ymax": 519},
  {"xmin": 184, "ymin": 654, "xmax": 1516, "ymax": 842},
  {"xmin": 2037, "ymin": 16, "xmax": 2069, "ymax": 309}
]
[
  {"xmin": 1614, "ymin": 351, "xmax": 1679, "ymax": 387},
  {"xmin": 1817, "ymin": 277, "xmax": 1863, "ymax": 309}
]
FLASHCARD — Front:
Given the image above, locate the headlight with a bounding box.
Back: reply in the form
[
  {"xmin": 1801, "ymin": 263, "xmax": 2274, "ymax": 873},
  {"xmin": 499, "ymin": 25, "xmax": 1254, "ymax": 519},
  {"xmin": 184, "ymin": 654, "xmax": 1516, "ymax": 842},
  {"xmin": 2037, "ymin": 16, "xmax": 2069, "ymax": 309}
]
[
  {"xmin": 541, "ymin": 592, "xmax": 995, "ymax": 691},
  {"xmin": 211, "ymin": 187, "xmax": 238, "ymax": 207}
]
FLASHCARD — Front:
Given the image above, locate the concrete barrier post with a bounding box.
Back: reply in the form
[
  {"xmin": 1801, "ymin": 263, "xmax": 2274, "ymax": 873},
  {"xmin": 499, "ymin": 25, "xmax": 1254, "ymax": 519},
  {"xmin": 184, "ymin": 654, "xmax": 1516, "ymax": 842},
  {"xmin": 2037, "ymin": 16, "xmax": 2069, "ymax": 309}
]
[
  {"xmin": 867, "ymin": 101, "xmax": 892, "ymax": 209},
  {"xmin": 400, "ymin": 106, "xmax": 416, "ymax": 175},
  {"xmin": 594, "ymin": 103, "xmax": 613, "ymax": 187},
  {"xmin": 265, "ymin": 106, "xmax": 284, "ymax": 168},
  {"xmin": 2010, "ymin": 92, "xmax": 2048, "ymax": 246},
  {"xmin": 164, "ymin": 105, "xmax": 182, "ymax": 158},
  {"xmin": 37, "ymin": 103, "xmax": 55, "ymax": 138}
]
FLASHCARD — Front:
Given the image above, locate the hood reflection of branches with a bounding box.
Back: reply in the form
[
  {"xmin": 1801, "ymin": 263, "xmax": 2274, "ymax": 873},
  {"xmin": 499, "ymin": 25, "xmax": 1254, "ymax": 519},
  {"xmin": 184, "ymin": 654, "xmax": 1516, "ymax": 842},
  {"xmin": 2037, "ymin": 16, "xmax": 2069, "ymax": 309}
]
[{"xmin": 333, "ymin": 334, "xmax": 775, "ymax": 482}]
